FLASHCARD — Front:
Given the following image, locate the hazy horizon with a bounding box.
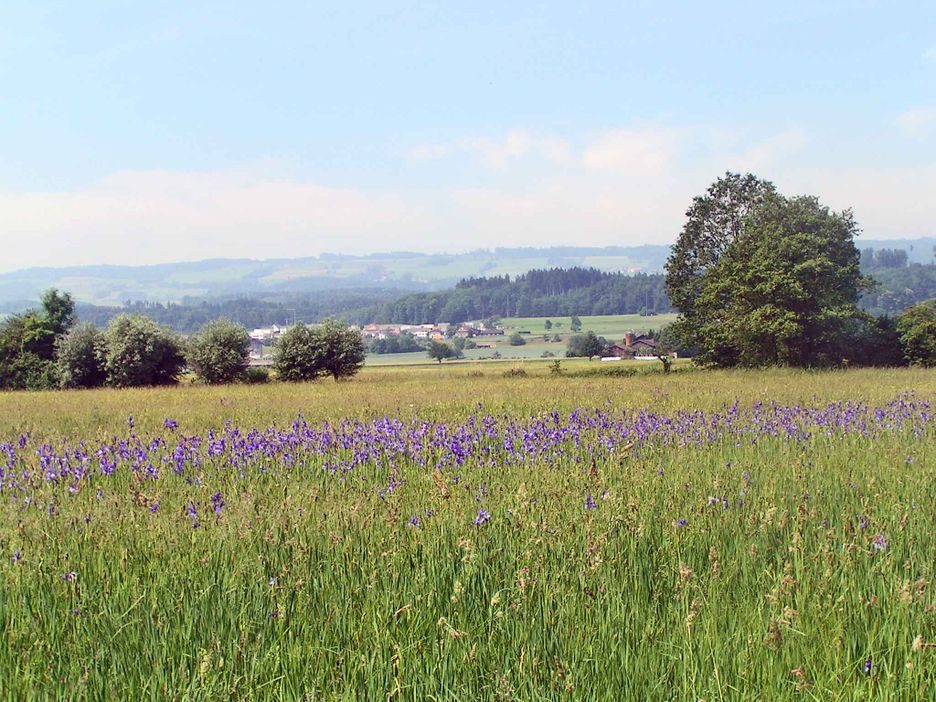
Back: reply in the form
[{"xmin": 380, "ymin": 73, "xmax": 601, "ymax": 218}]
[{"xmin": 2, "ymin": 2, "xmax": 934, "ymax": 273}]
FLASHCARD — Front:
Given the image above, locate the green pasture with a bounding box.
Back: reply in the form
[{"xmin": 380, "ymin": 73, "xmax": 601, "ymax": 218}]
[
  {"xmin": 0, "ymin": 367, "xmax": 934, "ymax": 700},
  {"xmin": 500, "ymin": 313, "xmax": 679, "ymax": 339}
]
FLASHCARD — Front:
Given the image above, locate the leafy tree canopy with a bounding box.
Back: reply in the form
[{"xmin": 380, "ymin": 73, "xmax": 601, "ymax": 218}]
[
  {"xmin": 670, "ymin": 185, "xmax": 867, "ymax": 368},
  {"xmin": 896, "ymin": 299, "xmax": 936, "ymax": 367},
  {"xmin": 101, "ymin": 314, "xmax": 184, "ymax": 387},
  {"xmin": 186, "ymin": 319, "xmax": 251, "ymax": 384}
]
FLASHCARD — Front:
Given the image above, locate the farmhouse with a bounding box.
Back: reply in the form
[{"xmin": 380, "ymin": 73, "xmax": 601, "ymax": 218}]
[{"xmin": 607, "ymin": 331, "xmax": 660, "ymax": 359}]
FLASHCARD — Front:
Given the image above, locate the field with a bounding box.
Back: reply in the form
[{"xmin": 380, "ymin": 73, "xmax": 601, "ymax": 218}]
[
  {"xmin": 499, "ymin": 313, "xmax": 679, "ymax": 339},
  {"xmin": 1, "ymin": 367, "xmax": 935, "ymax": 700}
]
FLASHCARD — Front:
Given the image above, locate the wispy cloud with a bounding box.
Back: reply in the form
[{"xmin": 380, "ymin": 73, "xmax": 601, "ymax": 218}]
[
  {"xmin": 0, "ymin": 170, "xmax": 431, "ymax": 271},
  {"xmin": 923, "ymin": 47, "xmax": 936, "ymax": 63},
  {"xmin": 2, "ymin": 124, "xmax": 932, "ymax": 273},
  {"xmin": 897, "ymin": 107, "xmax": 936, "ymax": 136}
]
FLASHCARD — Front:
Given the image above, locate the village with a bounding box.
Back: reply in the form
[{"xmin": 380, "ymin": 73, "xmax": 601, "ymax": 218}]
[{"xmin": 246, "ymin": 318, "xmax": 670, "ymax": 364}]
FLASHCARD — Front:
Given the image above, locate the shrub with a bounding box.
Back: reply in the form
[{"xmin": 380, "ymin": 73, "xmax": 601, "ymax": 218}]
[
  {"xmin": 186, "ymin": 319, "xmax": 251, "ymax": 384},
  {"xmin": 245, "ymin": 366, "xmax": 271, "ymax": 384},
  {"xmin": 314, "ymin": 319, "xmax": 366, "ymax": 380},
  {"xmin": 897, "ymin": 299, "xmax": 936, "ymax": 367},
  {"xmin": 101, "ymin": 315, "xmax": 184, "ymax": 387},
  {"xmin": 508, "ymin": 333, "xmax": 526, "ymax": 346},
  {"xmin": 273, "ymin": 325, "xmax": 323, "ymax": 382},
  {"xmin": 570, "ymin": 365, "xmax": 637, "ymax": 378},
  {"xmin": 56, "ymin": 323, "xmax": 106, "ymax": 389},
  {"xmin": 502, "ymin": 366, "xmax": 528, "ymax": 378}
]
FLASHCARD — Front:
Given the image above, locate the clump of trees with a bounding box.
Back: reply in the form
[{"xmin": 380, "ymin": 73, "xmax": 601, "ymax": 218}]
[
  {"xmin": 566, "ymin": 331, "xmax": 606, "ymax": 360},
  {"xmin": 272, "ymin": 319, "xmax": 366, "ymax": 381},
  {"xmin": 664, "ymin": 172, "xmax": 908, "ymax": 368},
  {"xmin": 1, "ymin": 291, "xmax": 368, "ymax": 390},
  {"xmin": 0, "ymin": 289, "xmax": 76, "ymax": 390}
]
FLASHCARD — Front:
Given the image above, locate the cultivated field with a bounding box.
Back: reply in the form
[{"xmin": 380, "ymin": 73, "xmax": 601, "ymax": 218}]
[
  {"xmin": 1, "ymin": 367, "xmax": 935, "ymax": 700},
  {"xmin": 499, "ymin": 313, "xmax": 678, "ymax": 339}
]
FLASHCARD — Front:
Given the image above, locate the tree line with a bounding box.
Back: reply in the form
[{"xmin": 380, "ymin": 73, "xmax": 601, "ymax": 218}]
[
  {"xmin": 0, "ymin": 293, "xmax": 366, "ymax": 390},
  {"xmin": 371, "ymin": 268, "xmax": 671, "ymax": 324}
]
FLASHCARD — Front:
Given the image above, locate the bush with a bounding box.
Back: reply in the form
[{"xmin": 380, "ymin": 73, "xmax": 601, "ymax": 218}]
[
  {"xmin": 273, "ymin": 321, "xmax": 366, "ymax": 382},
  {"xmin": 56, "ymin": 323, "xmax": 106, "ymax": 389},
  {"xmin": 315, "ymin": 320, "xmax": 367, "ymax": 380},
  {"xmin": 101, "ymin": 315, "xmax": 184, "ymax": 387},
  {"xmin": 508, "ymin": 333, "xmax": 526, "ymax": 346},
  {"xmin": 273, "ymin": 326, "xmax": 323, "ymax": 382},
  {"xmin": 186, "ymin": 319, "xmax": 251, "ymax": 384},
  {"xmin": 570, "ymin": 365, "xmax": 637, "ymax": 378},
  {"xmin": 502, "ymin": 366, "xmax": 528, "ymax": 377},
  {"xmin": 245, "ymin": 366, "xmax": 271, "ymax": 384},
  {"xmin": 897, "ymin": 299, "xmax": 936, "ymax": 366}
]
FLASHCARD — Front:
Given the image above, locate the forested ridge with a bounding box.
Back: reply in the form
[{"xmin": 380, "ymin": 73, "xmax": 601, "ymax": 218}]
[{"xmin": 73, "ymin": 268, "xmax": 671, "ymax": 331}]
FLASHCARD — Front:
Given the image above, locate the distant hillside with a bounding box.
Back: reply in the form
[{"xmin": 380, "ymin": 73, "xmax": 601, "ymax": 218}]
[
  {"xmin": 0, "ymin": 246, "xmax": 672, "ymax": 310},
  {"xmin": 2, "ymin": 238, "xmax": 931, "ymax": 315}
]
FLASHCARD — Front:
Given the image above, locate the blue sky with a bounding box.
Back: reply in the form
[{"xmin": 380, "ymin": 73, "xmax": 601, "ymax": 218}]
[{"xmin": 1, "ymin": 1, "xmax": 934, "ymax": 271}]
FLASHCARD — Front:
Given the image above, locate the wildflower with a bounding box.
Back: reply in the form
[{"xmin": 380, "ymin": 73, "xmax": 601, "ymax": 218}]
[
  {"xmin": 584, "ymin": 494, "xmax": 597, "ymax": 511},
  {"xmin": 211, "ymin": 491, "xmax": 224, "ymax": 516},
  {"xmin": 872, "ymin": 533, "xmax": 888, "ymax": 552},
  {"xmin": 149, "ymin": 501, "xmax": 160, "ymax": 513},
  {"xmin": 11, "ymin": 550, "xmax": 22, "ymax": 564},
  {"xmin": 269, "ymin": 577, "xmax": 277, "ymax": 587},
  {"xmin": 864, "ymin": 658, "xmax": 873, "ymax": 676},
  {"xmin": 164, "ymin": 418, "xmax": 179, "ymax": 431},
  {"xmin": 128, "ymin": 415, "xmax": 135, "ymax": 430},
  {"xmin": 474, "ymin": 509, "xmax": 491, "ymax": 526},
  {"xmin": 268, "ymin": 609, "xmax": 280, "ymax": 618},
  {"xmin": 61, "ymin": 571, "xmax": 77, "ymax": 582},
  {"xmin": 187, "ymin": 502, "xmax": 200, "ymax": 529},
  {"xmin": 674, "ymin": 518, "xmax": 688, "ymax": 528},
  {"xmin": 407, "ymin": 515, "xmax": 421, "ymax": 528}
]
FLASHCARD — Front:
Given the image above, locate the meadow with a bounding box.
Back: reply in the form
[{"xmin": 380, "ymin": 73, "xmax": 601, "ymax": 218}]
[{"xmin": 1, "ymin": 366, "xmax": 935, "ymax": 700}]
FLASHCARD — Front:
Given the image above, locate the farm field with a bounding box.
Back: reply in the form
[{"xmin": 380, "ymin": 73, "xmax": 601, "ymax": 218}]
[
  {"xmin": 1, "ymin": 367, "xmax": 935, "ymax": 700},
  {"xmin": 500, "ymin": 313, "xmax": 679, "ymax": 338}
]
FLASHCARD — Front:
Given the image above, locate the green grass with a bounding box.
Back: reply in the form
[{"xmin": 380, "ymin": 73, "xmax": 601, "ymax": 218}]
[
  {"xmin": 500, "ymin": 313, "xmax": 679, "ymax": 340},
  {"xmin": 1, "ymin": 368, "xmax": 935, "ymax": 700}
]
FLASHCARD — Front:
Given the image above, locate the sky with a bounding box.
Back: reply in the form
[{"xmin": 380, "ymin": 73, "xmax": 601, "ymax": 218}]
[{"xmin": 1, "ymin": 0, "xmax": 934, "ymax": 272}]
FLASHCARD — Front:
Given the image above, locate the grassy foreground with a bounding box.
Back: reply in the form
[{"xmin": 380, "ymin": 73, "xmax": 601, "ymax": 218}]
[{"xmin": 1, "ymin": 368, "xmax": 935, "ymax": 700}]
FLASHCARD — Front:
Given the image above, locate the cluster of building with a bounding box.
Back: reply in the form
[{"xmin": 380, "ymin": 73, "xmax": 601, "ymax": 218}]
[
  {"xmin": 605, "ymin": 331, "xmax": 666, "ymax": 360},
  {"xmin": 360, "ymin": 321, "xmax": 505, "ymax": 340}
]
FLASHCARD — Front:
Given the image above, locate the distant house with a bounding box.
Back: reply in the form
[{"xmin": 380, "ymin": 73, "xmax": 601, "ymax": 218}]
[{"xmin": 607, "ymin": 331, "xmax": 659, "ymax": 359}]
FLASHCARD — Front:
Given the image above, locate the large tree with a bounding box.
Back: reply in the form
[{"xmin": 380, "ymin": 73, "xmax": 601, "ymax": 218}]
[
  {"xmin": 665, "ymin": 172, "xmax": 777, "ymax": 352},
  {"xmin": 313, "ymin": 319, "xmax": 366, "ymax": 380},
  {"xmin": 680, "ymin": 191, "xmax": 867, "ymax": 367}
]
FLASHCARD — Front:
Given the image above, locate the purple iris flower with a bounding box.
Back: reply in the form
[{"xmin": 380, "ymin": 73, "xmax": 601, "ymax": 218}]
[
  {"xmin": 585, "ymin": 494, "xmax": 597, "ymax": 510},
  {"xmin": 474, "ymin": 509, "xmax": 491, "ymax": 526}
]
